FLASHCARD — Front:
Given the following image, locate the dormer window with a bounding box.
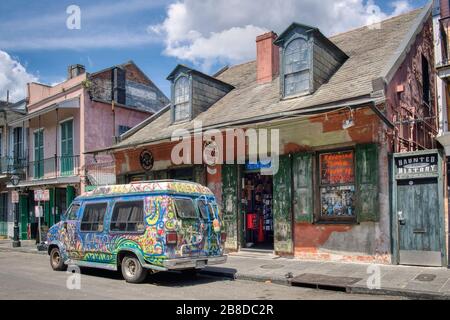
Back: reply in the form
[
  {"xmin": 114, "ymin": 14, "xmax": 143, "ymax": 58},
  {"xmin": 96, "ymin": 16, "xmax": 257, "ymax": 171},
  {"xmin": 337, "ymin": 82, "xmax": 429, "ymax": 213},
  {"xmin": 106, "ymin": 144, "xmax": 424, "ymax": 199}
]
[
  {"xmin": 173, "ymin": 76, "xmax": 190, "ymax": 122},
  {"xmin": 283, "ymin": 38, "xmax": 310, "ymax": 97},
  {"xmin": 274, "ymin": 23, "xmax": 348, "ymax": 99}
]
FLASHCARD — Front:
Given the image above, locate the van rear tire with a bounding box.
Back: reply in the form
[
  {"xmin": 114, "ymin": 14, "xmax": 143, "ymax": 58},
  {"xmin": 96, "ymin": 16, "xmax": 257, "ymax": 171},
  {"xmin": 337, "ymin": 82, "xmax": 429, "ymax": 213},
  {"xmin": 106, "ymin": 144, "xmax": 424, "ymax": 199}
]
[{"xmin": 121, "ymin": 255, "xmax": 147, "ymax": 284}]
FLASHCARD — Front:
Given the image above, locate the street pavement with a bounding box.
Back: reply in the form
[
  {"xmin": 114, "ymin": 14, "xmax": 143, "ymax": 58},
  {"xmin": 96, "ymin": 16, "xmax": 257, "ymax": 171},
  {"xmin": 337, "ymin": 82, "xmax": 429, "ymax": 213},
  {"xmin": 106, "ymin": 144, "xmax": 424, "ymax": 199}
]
[{"xmin": 0, "ymin": 251, "xmax": 403, "ymax": 300}]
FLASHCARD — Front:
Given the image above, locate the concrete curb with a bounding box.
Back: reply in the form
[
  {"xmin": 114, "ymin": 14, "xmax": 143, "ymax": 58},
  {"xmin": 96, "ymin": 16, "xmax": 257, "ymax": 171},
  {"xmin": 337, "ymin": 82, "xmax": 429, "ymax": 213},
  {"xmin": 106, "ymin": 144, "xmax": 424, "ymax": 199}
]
[
  {"xmin": 200, "ymin": 268, "xmax": 450, "ymax": 300},
  {"xmin": 349, "ymin": 286, "xmax": 450, "ymax": 300}
]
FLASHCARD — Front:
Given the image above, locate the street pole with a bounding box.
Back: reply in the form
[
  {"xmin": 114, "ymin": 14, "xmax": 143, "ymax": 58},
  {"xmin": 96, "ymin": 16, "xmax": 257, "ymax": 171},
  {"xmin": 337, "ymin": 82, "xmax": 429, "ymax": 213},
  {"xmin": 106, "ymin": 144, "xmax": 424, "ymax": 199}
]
[{"xmin": 12, "ymin": 191, "xmax": 21, "ymax": 248}]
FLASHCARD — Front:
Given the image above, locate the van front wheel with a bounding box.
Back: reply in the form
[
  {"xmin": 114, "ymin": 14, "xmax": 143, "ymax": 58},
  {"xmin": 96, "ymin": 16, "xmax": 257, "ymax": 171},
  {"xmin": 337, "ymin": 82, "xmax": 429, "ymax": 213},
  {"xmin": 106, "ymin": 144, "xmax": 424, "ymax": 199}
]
[
  {"xmin": 121, "ymin": 255, "xmax": 147, "ymax": 284},
  {"xmin": 50, "ymin": 247, "xmax": 67, "ymax": 271}
]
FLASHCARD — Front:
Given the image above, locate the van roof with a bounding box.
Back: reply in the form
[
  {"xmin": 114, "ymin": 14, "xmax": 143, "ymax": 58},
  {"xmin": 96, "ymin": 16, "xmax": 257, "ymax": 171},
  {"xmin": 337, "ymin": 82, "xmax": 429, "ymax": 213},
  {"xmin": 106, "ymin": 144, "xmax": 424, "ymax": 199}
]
[{"xmin": 77, "ymin": 180, "xmax": 214, "ymax": 200}]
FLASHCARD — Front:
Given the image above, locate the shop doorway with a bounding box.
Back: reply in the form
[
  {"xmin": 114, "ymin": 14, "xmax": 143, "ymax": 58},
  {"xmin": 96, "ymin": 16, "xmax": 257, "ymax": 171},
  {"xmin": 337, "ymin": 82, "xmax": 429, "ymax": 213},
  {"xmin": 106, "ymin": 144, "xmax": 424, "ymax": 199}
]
[{"xmin": 242, "ymin": 172, "xmax": 274, "ymax": 250}]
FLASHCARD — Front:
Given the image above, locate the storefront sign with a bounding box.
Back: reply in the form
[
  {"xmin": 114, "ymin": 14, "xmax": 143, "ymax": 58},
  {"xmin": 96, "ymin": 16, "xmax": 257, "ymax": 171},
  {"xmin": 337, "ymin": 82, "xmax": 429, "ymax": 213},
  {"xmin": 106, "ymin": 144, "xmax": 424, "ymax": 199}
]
[
  {"xmin": 140, "ymin": 150, "xmax": 154, "ymax": 171},
  {"xmin": 245, "ymin": 161, "xmax": 272, "ymax": 171},
  {"xmin": 395, "ymin": 153, "xmax": 438, "ymax": 177}
]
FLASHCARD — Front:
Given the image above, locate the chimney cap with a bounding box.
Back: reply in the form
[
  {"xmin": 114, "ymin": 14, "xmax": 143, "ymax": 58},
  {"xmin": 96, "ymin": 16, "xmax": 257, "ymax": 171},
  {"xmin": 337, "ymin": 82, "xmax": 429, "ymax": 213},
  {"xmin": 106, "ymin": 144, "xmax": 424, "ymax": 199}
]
[{"xmin": 256, "ymin": 31, "xmax": 278, "ymax": 43}]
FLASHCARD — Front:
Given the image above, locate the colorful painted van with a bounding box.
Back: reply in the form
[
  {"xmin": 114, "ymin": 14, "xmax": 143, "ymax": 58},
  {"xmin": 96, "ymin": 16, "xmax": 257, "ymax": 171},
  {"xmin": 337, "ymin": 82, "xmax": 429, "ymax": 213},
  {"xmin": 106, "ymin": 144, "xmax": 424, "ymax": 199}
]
[{"xmin": 46, "ymin": 180, "xmax": 227, "ymax": 283}]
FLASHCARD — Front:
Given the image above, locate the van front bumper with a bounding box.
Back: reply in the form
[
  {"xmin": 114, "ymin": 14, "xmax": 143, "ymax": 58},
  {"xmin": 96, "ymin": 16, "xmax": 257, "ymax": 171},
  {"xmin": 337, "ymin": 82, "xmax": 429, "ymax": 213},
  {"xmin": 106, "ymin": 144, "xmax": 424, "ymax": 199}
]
[{"xmin": 162, "ymin": 255, "xmax": 228, "ymax": 270}]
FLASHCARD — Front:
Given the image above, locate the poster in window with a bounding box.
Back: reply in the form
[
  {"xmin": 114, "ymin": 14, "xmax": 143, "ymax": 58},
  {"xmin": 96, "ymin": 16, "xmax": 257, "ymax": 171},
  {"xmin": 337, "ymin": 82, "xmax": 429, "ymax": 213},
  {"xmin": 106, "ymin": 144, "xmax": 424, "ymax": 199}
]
[{"xmin": 320, "ymin": 186, "xmax": 355, "ymax": 217}]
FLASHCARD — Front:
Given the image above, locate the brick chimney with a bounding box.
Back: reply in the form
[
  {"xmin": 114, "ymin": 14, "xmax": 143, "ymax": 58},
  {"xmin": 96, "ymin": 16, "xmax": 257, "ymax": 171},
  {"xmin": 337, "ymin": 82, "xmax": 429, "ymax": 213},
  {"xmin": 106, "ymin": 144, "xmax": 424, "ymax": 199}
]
[{"xmin": 256, "ymin": 31, "xmax": 279, "ymax": 84}]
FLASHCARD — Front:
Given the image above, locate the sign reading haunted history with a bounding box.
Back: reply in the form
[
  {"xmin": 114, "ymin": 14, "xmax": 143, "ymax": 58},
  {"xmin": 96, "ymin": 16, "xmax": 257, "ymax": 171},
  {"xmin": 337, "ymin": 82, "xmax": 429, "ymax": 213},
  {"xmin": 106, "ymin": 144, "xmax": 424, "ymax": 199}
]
[{"xmin": 395, "ymin": 153, "xmax": 438, "ymax": 177}]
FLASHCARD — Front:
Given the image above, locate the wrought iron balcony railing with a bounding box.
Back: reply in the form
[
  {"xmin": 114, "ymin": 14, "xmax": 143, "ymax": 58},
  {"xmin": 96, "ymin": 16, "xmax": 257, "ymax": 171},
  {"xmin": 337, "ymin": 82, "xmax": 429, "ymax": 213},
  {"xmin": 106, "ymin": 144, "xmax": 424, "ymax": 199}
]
[
  {"xmin": 26, "ymin": 155, "xmax": 80, "ymax": 181},
  {"xmin": 0, "ymin": 156, "xmax": 27, "ymax": 176}
]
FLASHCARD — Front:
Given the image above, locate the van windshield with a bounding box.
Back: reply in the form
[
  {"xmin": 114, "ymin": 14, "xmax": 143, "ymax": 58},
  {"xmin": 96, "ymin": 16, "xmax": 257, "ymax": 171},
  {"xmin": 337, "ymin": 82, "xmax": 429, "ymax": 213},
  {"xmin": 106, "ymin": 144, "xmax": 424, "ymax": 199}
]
[{"xmin": 174, "ymin": 198, "xmax": 197, "ymax": 219}]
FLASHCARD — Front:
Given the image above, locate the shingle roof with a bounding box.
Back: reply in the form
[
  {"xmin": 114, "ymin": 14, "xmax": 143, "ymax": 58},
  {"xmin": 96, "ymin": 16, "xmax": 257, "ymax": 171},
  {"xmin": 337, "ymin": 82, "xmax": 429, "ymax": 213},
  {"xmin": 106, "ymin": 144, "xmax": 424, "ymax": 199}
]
[{"xmin": 111, "ymin": 7, "xmax": 426, "ymax": 150}]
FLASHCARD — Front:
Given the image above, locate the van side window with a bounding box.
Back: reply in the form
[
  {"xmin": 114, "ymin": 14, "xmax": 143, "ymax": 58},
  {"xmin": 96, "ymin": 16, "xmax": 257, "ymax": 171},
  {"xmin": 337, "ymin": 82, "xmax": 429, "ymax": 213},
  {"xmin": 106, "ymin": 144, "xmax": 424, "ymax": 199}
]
[
  {"xmin": 66, "ymin": 204, "xmax": 80, "ymax": 220},
  {"xmin": 80, "ymin": 203, "xmax": 108, "ymax": 232},
  {"xmin": 198, "ymin": 200, "xmax": 213, "ymax": 220},
  {"xmin": 174, "ymin": 198, "xmax": 197, "ymax": 219},
  {"xmin": 110, "ymin": 201, "xmax": 145, "ymax": 233}
]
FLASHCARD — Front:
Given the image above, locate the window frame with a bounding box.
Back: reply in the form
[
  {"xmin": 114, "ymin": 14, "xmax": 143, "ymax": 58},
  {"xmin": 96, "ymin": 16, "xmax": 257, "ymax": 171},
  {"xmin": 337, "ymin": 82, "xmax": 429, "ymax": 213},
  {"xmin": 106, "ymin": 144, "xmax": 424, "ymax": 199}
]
[
  {"xmin": 172, "ymin": 75, "xmax": 191, "ymax": 122},
  {"xmin": 65, "ymin": 202, "xmax": 81, "ymax": 221},
  {"xmin": 282, "ymin": 37, "xmax": 311, "ymax": 98},
  {"xmin": 109, "ymin": 199, "xmax": 146, "ymax": 234},
  {"xmin": 79, "ymin": 202, "xmax": 109, "ymax": 233},
  {"xmin": 173, "ymin": 197, "xmax": 198, "ymax": 220},
  {"xmin": 197, "ymin": 198, "xmax": 215, "ymax": 220},
  {"xmin": 316, "ymin": 148, "xmax": 357, "ymax": 224}
]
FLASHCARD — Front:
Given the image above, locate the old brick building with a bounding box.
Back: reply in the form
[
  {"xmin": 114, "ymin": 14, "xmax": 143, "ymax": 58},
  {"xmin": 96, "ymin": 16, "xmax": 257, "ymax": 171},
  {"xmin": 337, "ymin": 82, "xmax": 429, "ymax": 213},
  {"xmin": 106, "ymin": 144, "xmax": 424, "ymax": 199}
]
[{"xmin": 93, "ymin": 4, "xmax": 444, "ymax": 265}]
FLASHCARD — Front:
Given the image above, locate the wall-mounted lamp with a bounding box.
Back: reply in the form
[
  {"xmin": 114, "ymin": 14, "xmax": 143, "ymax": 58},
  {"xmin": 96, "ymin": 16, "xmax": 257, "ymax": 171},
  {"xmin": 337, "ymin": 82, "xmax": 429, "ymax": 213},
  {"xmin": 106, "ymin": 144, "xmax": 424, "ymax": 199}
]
[{"xmin": 342, "ymin": 107, "xmax": 355, "ymax": 130}]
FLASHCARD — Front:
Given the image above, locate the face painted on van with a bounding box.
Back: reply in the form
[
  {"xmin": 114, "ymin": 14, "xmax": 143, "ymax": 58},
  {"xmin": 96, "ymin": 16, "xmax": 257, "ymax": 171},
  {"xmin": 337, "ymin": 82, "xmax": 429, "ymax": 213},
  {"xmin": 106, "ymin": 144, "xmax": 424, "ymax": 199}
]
[{"xmin": 47, "ymin": 181, "xmax": 227, "ymax": 277}]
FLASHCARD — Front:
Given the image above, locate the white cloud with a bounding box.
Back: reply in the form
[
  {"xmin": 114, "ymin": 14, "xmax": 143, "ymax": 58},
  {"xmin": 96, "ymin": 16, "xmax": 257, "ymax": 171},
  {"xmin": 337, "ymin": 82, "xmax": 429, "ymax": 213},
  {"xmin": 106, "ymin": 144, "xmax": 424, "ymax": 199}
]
[
  {"xmin": 0, "ymin": 51, "xmax": 37, "ymax": 102},
  {"xmin": 391, "ymin": 0, "xmax": 414, "ymax": 16},
  {"xmin": 150, "ymin": 0, "xmax": 415, "ymax": 71}
]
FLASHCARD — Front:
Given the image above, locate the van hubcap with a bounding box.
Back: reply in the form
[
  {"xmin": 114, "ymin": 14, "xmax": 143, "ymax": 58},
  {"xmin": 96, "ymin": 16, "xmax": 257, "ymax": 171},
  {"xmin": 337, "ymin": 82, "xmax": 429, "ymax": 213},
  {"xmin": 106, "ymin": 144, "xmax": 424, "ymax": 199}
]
[
  {"xmin": 125, "ymin": 259, "xmax": 137, "ymax": 277},
  {"xmin": 52, "ymin": 251, "xmax": 60, "ymax": 266}
]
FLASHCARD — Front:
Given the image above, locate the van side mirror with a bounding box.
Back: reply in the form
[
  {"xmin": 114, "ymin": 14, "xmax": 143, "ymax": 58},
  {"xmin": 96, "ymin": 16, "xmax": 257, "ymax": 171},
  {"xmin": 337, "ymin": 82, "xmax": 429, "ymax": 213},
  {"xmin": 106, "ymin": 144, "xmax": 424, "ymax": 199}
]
[{"xmin": 63, "ymin": 222, "xmax": 68, "ymax": 230}]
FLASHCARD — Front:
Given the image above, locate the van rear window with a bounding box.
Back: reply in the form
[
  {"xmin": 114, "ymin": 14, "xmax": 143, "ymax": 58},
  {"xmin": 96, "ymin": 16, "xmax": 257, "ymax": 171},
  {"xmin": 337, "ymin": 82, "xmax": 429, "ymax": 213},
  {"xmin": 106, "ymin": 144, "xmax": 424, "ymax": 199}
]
[{"xmin": 174, "ymin": 198, "xmax": 197, "ymax": 219}]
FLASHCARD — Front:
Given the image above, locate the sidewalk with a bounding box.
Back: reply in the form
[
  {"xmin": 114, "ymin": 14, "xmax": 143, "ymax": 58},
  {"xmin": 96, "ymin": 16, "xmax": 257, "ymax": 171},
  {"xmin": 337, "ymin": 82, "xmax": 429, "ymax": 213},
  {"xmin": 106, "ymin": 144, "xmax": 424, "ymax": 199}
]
[
  {"xmin": 201, "ymin": 251, "xmax": 450, "ymax": 300},
  {"xmin": 0, "ymin": 239, "xmax": 45, "ymax": 255}
]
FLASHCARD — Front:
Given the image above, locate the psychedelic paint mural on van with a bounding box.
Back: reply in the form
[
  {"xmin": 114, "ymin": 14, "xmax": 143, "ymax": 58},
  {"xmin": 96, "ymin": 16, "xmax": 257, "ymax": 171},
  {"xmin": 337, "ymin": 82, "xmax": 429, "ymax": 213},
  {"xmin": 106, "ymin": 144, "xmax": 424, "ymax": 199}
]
[{"xmin": 47, "ymin": 181, "xmax": 227, "ymax": 283}]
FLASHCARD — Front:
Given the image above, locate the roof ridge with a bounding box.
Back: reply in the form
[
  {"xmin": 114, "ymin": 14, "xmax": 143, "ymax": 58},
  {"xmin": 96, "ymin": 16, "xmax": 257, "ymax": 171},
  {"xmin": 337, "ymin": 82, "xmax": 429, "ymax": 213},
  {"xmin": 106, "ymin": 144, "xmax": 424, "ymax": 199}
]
[{"xmin": 329, "ymin": 7, "xmax": 423, "ymax": 40}]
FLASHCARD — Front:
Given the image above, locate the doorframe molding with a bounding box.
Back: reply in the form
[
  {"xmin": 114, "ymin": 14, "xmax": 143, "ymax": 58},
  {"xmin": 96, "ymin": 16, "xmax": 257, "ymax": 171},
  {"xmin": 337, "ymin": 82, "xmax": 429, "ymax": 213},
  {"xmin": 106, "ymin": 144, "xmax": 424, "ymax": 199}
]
[{"xmin": 391, "ymin": 149, "xmax": 447, "ymax": 266}]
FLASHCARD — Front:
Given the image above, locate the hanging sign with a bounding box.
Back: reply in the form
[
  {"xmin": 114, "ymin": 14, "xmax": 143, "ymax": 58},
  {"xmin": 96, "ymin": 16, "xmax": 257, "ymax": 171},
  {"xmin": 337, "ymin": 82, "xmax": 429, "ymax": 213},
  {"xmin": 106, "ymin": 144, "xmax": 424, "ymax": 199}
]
[
  {"xmin": 12, "ymin": 191, "xmax": 19, "ymax": 204},
  {"xmin": 395, "ymin": 153, "xmax": 438, "ymax": 177},
  {"xmin": 34, "ymin": 189, "xmax": 50, "ymax": 202},
  {"xmin": 140, "ymin": 150, "xmax": 154, "ymax": 171}
]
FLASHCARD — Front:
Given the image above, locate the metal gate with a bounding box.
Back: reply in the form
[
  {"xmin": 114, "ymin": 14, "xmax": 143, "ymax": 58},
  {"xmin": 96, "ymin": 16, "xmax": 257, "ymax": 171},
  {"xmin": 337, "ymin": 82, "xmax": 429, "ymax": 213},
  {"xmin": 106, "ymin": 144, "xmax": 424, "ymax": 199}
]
[
  {"xmin": 0, "ymin": 193, "xmax": 8, "ymax": 238},
  {"xmin": 392, "ymin": 150, "xmax": 446, "ymax": 267}
]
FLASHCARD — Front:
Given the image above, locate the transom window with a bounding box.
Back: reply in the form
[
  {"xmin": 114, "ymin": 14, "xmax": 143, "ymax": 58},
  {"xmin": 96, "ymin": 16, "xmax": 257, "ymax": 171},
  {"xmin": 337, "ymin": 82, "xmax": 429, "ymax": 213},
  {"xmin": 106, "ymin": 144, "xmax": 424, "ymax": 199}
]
[
  {"xmin": 174, "ymin": 76, "xmax": 190, "ymax": 122},
  {"xmin": 284, "ymin": 38, "xmax": 310, "ymax": 97},
  {"xmin": 319, "ymin": 151, "xmax": 356, "ymax": 220},
  {"xmin": 110, "ymin": 200, "xmax": 145, "ymax": 233}
]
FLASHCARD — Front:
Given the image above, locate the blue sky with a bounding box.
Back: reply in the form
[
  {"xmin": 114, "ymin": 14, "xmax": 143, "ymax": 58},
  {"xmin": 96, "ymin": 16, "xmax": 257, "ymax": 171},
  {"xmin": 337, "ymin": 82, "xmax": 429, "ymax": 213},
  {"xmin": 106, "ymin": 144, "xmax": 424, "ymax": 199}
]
[{"xmin": 0, "ymin": 0, "xmax": 428, "ymax": 101}]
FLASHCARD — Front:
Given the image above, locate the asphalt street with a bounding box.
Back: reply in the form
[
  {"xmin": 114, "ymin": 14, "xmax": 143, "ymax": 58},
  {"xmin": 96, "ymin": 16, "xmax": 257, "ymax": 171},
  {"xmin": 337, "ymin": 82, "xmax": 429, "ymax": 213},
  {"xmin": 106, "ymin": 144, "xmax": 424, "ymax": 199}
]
[{"xmin": 0, "ymin": 251, "xmax": 403, "ymax": 300}]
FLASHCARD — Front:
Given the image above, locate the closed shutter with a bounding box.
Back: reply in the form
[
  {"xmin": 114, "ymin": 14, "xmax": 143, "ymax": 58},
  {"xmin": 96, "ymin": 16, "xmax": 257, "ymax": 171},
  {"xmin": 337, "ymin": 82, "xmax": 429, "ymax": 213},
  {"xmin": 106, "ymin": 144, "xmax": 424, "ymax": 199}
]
[
  {"xmin": 221, "ymin": 165, "xmax": 239, "ymax": 250},
  {"xmin": 293, "ymin": 152, "xmax": 313, "ymax": 223},
  {"xmin": 273, "ymin": 155, "xmax": 293, "ymax": 253},
  {"xmin": 356, "ymin": 144, "xmax": 379, "ymax": 222}
]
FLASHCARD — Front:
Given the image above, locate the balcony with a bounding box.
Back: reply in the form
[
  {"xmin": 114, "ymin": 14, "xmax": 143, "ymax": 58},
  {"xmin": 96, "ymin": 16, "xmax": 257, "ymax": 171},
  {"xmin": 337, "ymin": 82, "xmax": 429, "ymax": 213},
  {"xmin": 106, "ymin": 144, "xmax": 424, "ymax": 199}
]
[
  {"xmin": 7, "ymin": 155, "xmax": 81, "ymax": 188},
  {"xmin": 27, "ymin": 155, "xmax": 80, "ymax": 180},
  {"xmin": 0, "ymin": 157, "xmax": 27, "ymax": 178}
]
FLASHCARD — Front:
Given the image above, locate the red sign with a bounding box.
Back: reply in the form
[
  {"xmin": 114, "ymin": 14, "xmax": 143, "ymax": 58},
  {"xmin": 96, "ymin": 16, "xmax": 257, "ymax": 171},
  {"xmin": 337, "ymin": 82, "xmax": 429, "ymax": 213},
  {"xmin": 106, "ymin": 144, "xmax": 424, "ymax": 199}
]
[{"xmin": 320, "ymin": 151, "xmax": 355, "ymax": 185}]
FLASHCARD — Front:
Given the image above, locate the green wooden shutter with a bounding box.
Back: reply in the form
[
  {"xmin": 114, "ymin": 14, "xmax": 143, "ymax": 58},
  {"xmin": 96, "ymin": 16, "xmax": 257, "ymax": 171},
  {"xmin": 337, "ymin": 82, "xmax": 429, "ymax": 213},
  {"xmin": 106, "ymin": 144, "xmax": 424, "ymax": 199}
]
[
  {"xmin": 356, "ymin": 144, "xmax": 379, "ymax": 222},
  {"xmin": 273, "ymin": 155, "xmax": 293, "ymax": 254},
  {"xmin": 19, "ymin": 195, "xmax": 28, "ymax": 240},
  {"xmin": 61, "ymin": 120, "xmax": 74, "ymax": 176},
  {"xmin": 66, "ymin": 186, "xmax": 76, "ymax": 209},
  {"xmin": 293, "ymin": 153, "xmax": 313, "ymax": 223},
  {"xmin": 221, "ymin": 165, "xmax": 239, "ymax": 250},
  {"xmin": 34, "ymin": 130, "xmax": 44, "ymax": 178}
]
